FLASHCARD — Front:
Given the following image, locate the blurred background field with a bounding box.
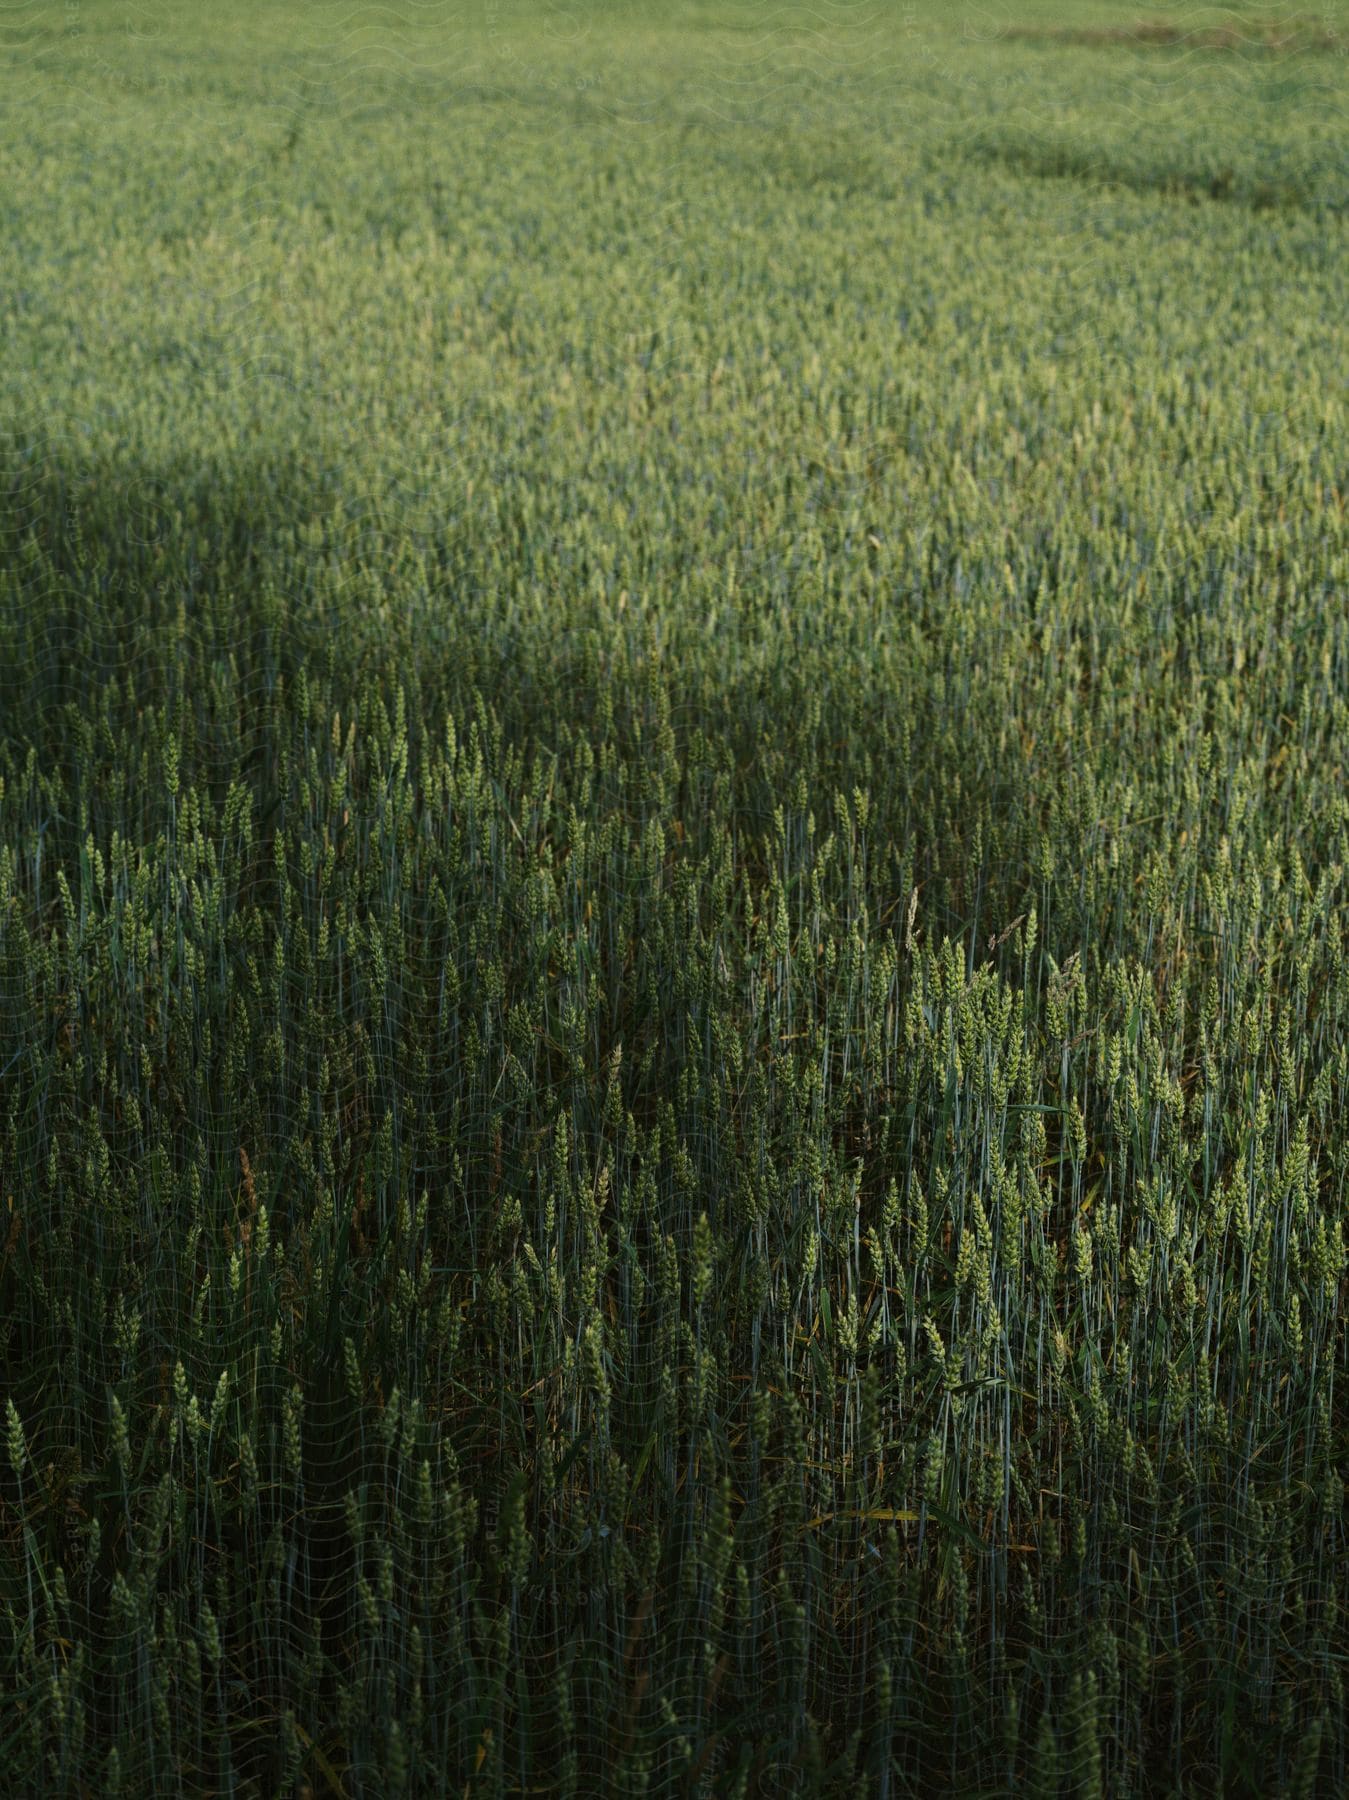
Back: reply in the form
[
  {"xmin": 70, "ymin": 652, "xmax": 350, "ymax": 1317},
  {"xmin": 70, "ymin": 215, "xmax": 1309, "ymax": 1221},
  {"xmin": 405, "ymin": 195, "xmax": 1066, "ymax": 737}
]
[{"xmin": 1, "ymin": 3, "xmax": 1347, "ymax": 1795}]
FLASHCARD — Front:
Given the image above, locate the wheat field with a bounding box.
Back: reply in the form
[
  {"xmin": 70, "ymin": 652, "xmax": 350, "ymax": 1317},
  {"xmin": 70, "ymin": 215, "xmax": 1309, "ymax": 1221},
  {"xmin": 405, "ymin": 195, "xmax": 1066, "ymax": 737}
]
[{"xmin": 1, "ymin": 2, "xmax": 1346, "ymax": 1794}]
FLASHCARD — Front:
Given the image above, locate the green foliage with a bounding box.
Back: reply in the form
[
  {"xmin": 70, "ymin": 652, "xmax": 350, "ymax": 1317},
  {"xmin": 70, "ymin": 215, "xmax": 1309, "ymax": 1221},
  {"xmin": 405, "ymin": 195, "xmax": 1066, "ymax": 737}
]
[{"xmin": 1, "ymin": 1, "xmax": 1346, "ymax": 1795}]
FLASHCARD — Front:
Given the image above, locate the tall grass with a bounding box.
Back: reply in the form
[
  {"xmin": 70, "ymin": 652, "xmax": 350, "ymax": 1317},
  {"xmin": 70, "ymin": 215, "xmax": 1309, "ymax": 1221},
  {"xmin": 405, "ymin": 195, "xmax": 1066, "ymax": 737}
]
[{"xmin": 1, "ymin": 1, "xmax": 1346, "ymax": 1793}]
